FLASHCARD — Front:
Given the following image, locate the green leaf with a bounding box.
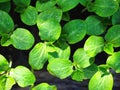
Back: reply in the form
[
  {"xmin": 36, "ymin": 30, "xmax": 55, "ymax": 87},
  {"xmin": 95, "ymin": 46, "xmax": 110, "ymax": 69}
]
[
  {"xmin": 0, "ymin": 75, "xmax": 7, "ymax": 90},
  {"xmin": 1, "ymin": 34, "xmax": 12, "ymax": 46},
  {"xmin": 106, "ymin": 51, "xmax": 120, "ymax": 73},
  {"xmin": 84, "ymin": 36, "xmax": 104, "ymax": 57},
  {"xmin": 71, "ymin": 69, "xmax": 84, "ymax": 81},
  {"xmin": 85, "ymin": 15, "xmax": 106, "ymax": 35},
  {"xmin": 37, "ymin": 19, "xmax": 61, "ymax": 42},
  {"xmin": 20, "ymin": 6, "xmax": 38, "ymax": 25},
  {"xmin": 0, "ymin": 0, "xmax": 10, "ymax": 3},
  {"xmin": 36, "ymin": 0, "xmax": 56, "ymax": 12},
  {"xmin": 83, "ymin": 64, "xmax": 98, "ymax": 79},
  {"xmin": 73, "ymin": 48, "xmax": 93, "ymax": 68},
  {"xmin": 37, "ymin": 7, "xmax": 62, "ymax": 22},
  {"xmin": 0, "ymin": 54, "xmax": 9, "ymax": 72},
  {"xmin": 0, "ymin": 75, "xmax": 16, "ymax": 90},
  {"xmin": 29, "ymin": 43, "xmax": 47, "ymax": 70},
  {"xmin": 92, "ymin": 0, "xmax": 119, "ymax": 17},
  {"xmin": 79, "ymin": 0, "xmax": 92, "ymax": 6},
  {"xmin": 89, "ymin": 71, "xmax": 113, "ymax": 90},
  {"xmin": 62, "ymin": 19, "xmax": 86, "ymax": 44},
  {"xmin": 112, "ymin": 7, "xmax": 120, "ymax": 25},
  {"xmin": 0, "ymin": 1, "xmax": 11, "ymax": 12},
  {"xmin": 32, "ymin": 83, "xmax": 57, "ymax": 90},
  {"xmin": 15, "ymin": 6, "xmax": 26, "ymax": 13},
  {"xmin": 0, "ymin": 10, "xmax": 14, "ymax": 34},
  {"xmin": 56, "ymin": 0, "xmax": 79, "ymax": 12},
  {"xmin": 5, "ymin": 76, "xmax": 16, "ymax": 90},
  {"xmin": 47, "ymin": 59, "xmax": 73, "ymax": 79},
  {"xmin": 10, "ymin": 66, "xmax": 36, "ymax": 87},
  {"xmin": 105, "ymin": 25, "xmax": 120, "ymax": 47},
  {"xmin": 104, "ymin": 43, "xmax": 114, "ymax": 55},
  {"xmin": 13, "ymin": 0, "xmax": 30, "ymax": 7},
  {"xmin": 10, "ymin": 28, "xmax": 35, "ymax": 50},
  {"xmin": 47, "ymin": 41, "xmax": 70, "ymax": 61}
]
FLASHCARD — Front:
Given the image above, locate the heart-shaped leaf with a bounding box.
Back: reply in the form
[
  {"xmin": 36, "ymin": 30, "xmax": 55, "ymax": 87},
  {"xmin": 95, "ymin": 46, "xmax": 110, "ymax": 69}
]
[
  {"xmin": 29, "ymin": 43, "xmax": 47, "ymax": 70},
  {"xmin": 106, "ymin": 51, "xmax": 120, "ymax": 73},
  {"xmin": 89, "ymin": 71, "xmax": 113, "ymax": 90},
  {"xmin": 84, "ymin": 36, "xmax": 104, "ymax": 57},
  {"xmin": 85, "ymin": 15, "xmax": 106, "ymax": 35},
  {"xmin": 62, "ymin": 19, "xmax": 86, "ymax": 44},
  {"xmin": 10, "ymin": 28, "xmax": 35, "ymax": 50},
  {"xmin": 105, "ymin": 25, "xmax": 120, "ymax": 47},
  {"xmin": 37, "ymin": 19, "xmax": 61, "ymax": 42},
  {"xmin": 10, "ymin": 66, "xmax": 36, "ymax": 87},
  {"xmin": 47, "ymin": 59, "xmax": 73, "ymax": 79},
  {"xmin": 0, "ymin": 10, "xmax": 14, "ymax": 34},
  {"xmin": 20, "ymin": 6, "xmax": 38, "ymax": 25}
]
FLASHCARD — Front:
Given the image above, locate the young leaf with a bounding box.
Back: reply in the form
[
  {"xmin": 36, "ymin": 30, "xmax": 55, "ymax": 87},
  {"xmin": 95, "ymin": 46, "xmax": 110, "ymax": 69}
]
[
  {"xmin": 37, "ymin": 19, "xmax": 61, "ymax": 42},
  {"xmin": 0, "ymin": 10, "xmax": 14, "ymax": 34},
  {"xmin": 20, "ymin": 6, "xmax": 38, "ymax": 25},
  {"xmin": 10, "ymin": 66, "xmax": 36, "ymax": 87},
  {"xmin": 0, "ymin": 75, "xmax": 16, "ymax": 90},
  {"xmin": 10, "ymin": 28, "xmax": 35, "ymax": 50},
  {"xmin": 32, "ymin": 83, "xmax": 57, "ymax": 90},
  {"xmin": 29, "ymin": 43, "xmax": 47, "ymax": 70},
  {"xmin": 37, "ymin": 7, "xmax": 62, "ymax": 22},
  {"xmin": 83, "ymin": 64, "xmax": 98, "ymax": 79},
  {"xmin": 85, "ymin": 15, "xmax": 106, "ymax": 35},
  {"xmin": 47, "ymin": 40, "xmax": 70, "ymax": 60},
  {"xmin": 5, "ymin": 76, "xmax": 16, "ymax": 90},
  {"xmin": 47, "ymin": 59, "xmax": 73, "ymax": 79},
  {"xmin": 92, "ymin": 0, "xmax": 119, "ymax": 17},
  {"xmin": 0, "ymin": 54, "xmax": 9, "ymax": 72},
  {"xmin": 0, "ymin": 0, "xmax": 10, "ymax": 3},
  {"xmin": 105, "ymin": 25, "xmax": 120, "ymax": 47},
  {"xmin": 73, "ymin": 48, "xmax": 93, "ymax": 68},
  {"xmin": 84, "ymin": 36, "xmax": 104, "ymax": 57},
  {"xmin": 62, "ymin": 19, "xmax": 86, "ymax": 44},
  {"xmin": 0, "ymin": 1, "xmax": 11, "ymax": 12},
  {"xmin": 62, "ymin": 12, "xmax": 70, "ymax": 21},
  {"xmin": 106, "ymin": 51, "xmax": 120, "ymax": 73},
  {"xmin": 89, "ymin": 71, "xmax": 113, "ymax": 90},
  {"xmin": 13, "ymin": 0, "xmax": 30, "ymax": 7},
  {"xmin": 36, "ymin": 0, "xmax": 56, "ymax": 12},
  {"xmin": 79, "ymin": 0, "xmax": 92, "ymax": 6},
  {"xmin": 1, "ymin": 34, "xmax": 12, "ymax": 46},
  {"xmin": 104, "ymin": 43, "xmax": 114, "ymax": 55},
  {"xmin": 112, "ymin": 7, "xmax": 120, "ymax": 25},
  {"xmin": 71, "ymin": 69, "xmax": 84, "ymax": 81},
  {"xmin": 56, "ymin": 0, "xmax": 79, "ymax": 12}
]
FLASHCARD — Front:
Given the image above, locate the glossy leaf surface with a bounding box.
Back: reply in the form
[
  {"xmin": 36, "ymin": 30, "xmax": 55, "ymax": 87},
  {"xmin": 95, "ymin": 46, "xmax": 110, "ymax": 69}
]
[
  {"xmin": 107, "ymin": 51, "xmax": 120, "ymax": 73},
  {"xmin": 47, "ymin": 59, "xmax": 73, "ymax": 79},
  {"xmin": 10, "ymin": 66, "xmax": 36, "ymax": 87},
  {"xmin": 36, "ymin": 0, "xmax": 56, "ymax": 12},
  {"xmin": 63, "ymin": 19, "xmax": 86, "ymax": 44},
  {"xmin": 10, "ymin": 28, "xmax": 34, "ymax": 50},
  {"xmin": 85, "ymin": 15, "xmax": 106, "ymax": 35},
  {"xmin": 56, "ymin": 0, "xmax": 79, "ymax": 12},
  {"xmin": 29, "ymin": 43, "xmax": 47, "ymax": 70},
  {"xmin": 93, "ymin": 0, "xmax": 119, "ymax": 17},
  {"xmin": 89, "ymin": 71, "xmax": 113, "ymax": 90},
  {"xmin": 84, "ymin": 36, "xmax": 104, "ymax": 57},
  {"xmin": 20, "ymin": 6, "xmax": 38, "ymax": 25},
  {"xmin": 37, "ymin": 19, "xmax": 61, "ymax": 42},
  {"xmin": 73, "ymin": 48, "xmax": 92, "ymax": 68},
  {"xmin": 105, "ymin": 25, "xmax": 120, "ymax": 47},
  {"xmin": 0, "ymin": 10, "xmax": 14, "ymax": 34}
]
